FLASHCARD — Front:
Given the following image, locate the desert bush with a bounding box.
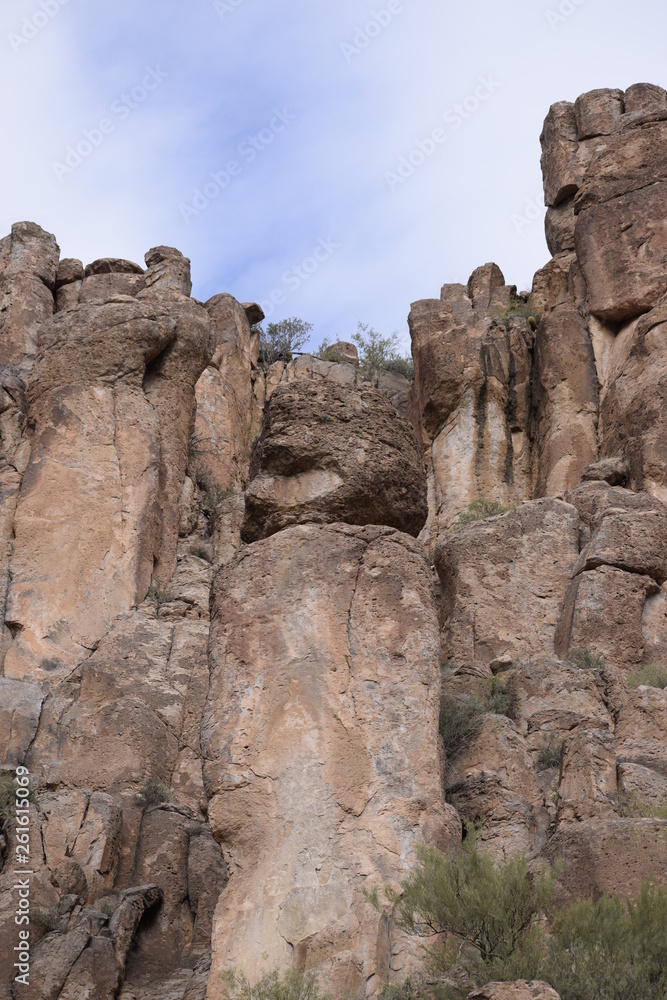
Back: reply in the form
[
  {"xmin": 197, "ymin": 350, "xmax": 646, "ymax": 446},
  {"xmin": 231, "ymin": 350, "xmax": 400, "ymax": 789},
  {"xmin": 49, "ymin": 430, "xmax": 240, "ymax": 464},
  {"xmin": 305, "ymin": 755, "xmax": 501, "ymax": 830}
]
[
  {"xmin": 536, "ymin": 737, "xmax": 563, "ymax": 772},
  {"xmin": 495, "ymin": 294, "xmax": 541, "ymax": 328},
  {"xmin": 314, "ymin": 338, "xmax": 346, "ymax": 364},
  {"xmin": 32, "ymin": 906, "xmax": 61, "ymax": 933},
  {"xmin": 482, "ymin": 674, "xmax": 514, "ymax": 718},
  {"xmin": 383, "ymin": 356, "xmax": 415, "ymax": 381},
  {"xmin": 385, "ymin": 825, "xmax": 556, "ymax": 980},
  {"xmin": 382, "ymin": 831, "xmax": 667, "ymax": 1000},
  {"xmin": 627, "ymin": 664, "xmax": 667, "ymax": 690},
  {"xmin": 569, "ymin": 647, "xmax": 606, "ymax": 671},
  {"xmin": 439, "ymin": 694, "xmax": 484, "ymax": 759},
  {"xmin": 148, "ymin": 582, "xmax": 172, "ymax": 612},
  {"xmin": 618, "ymin": 791, "xmax": 667, "ymax": 820},
  {"xmin": 351, "ymin": 322, "xmax": 414, "ymax": 381},
  {"xmin": 451, "ymin": 499, "xmax": 509, "ymax": 530},
  {"xmin": 542, "ymin": 881, "xmax": 667, "ymax": 999},
  {"xmin": 220, "ymin": 967, "xmax": 332, "ymax": 1000},
  {"xmin": 138, "ymin": 778, "xmax": 171, "ymax": 809},
  {"xmin": 256, "ymin": 317, "xmax": 313, "ymax": 368}
]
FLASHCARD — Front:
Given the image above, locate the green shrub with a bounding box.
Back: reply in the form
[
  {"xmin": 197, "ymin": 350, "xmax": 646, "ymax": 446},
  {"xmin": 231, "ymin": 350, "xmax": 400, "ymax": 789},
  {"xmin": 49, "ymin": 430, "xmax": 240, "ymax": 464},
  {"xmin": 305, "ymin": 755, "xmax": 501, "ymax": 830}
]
[
  {"xmin": 494, "ymin": 295, "xmax": 541, "ymax": 328},
  {"xmin": 381, "ymin": 831, "xmax": 667, "ymax": 1000},
  {"xmin": 220, "ymin": 967, "xmax": 332, "ymax": 1000},
  {"xmin": 543, "ymin": 882, "xmax": 667, "ymax": 999},
  {"xmin": 138, "ymin": 778, "xmax": 171, "ymax": 809},
  {"xmin": 314, "ymin": 339, "xmax": 346, "ymax": 364},
  {"xmin": 482, "ymin": 675, "xmax": 514, "ymax": 718},
  {"xmin": 451, "ymin": 499, "xmax": 510, "ymax": 530},
  {"xmin": 627, "ymin": 664, "xmax": 667, "ymax": 690},
  {"xmin": 32, "ymin": 906, "xmax": 61, "ymax": 933},
  {"xmin": 618, "ymin": 792, "xmax": 667, "ymax": 820},
  {"xmin": 257, "ymin": 317, "xmax": 314, "ymax": 369},
  {"xmin": 383, "ymin": 357, "xmax": 415, "ymax": 381},
  {"xmin": 439, "ymin": 694, "xmax": 484, "ymax": 759},
  {"xmin": 386, "ymin": 825, "xmax": 556, "ymax": 974},
  {"xmin": 148, "ymin": 582, "xmax": 172, "ymax": 612},
  {"xmin": 569, "ymin": 647, "xmax": 606, "ymax": 670},
  {"xmin": 537, "ymin": 737, "xmax": 564, "ymax": 772}
]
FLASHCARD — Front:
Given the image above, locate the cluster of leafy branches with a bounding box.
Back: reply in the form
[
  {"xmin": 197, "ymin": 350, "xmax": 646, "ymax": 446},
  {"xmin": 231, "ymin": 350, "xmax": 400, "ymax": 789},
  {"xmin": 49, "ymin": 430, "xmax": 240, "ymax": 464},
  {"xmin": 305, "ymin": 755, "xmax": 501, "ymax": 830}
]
[
  {"xmin": 256, "ymin": 317, "xmax": 314, "ymax": 368},
  {"xmin": 439, "ymin": 675, "xmax": 514, "ymax": 762},
  {"xmin": 375, "ymin": 828, "xmax": 667, "ymax": 1000},
  {"xmin": 317, "ymin": 322, "xmax": 415, "ymax": 381}
]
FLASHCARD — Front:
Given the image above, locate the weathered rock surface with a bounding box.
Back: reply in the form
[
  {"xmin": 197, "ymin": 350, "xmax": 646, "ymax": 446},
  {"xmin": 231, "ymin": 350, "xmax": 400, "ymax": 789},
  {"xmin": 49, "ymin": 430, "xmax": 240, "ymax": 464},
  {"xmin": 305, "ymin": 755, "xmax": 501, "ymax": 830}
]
[
  {"xmin": 436, "ymin": 499, "xmax": 579, "ymax": 668},
  {"xmin": 3, "ymin": 84, "xmax": 667, "ymax": 997},
  {"xmin": 540, "ymin": 818, "xmax": 667, "ymax": 904},
  {"xmin": 242, "ymin": 379, "xmax": 427, "ymax": 541},
  {"xmin": 409, "ymin": 271, "xmax": 533, "ymax": 542},
  {"xmin": 530, "ymin": 308, "xmax": 598, "ymax": 497},
  {"xmin": 203, "ymin": 523, "xmax": 458, "ymax": 995},
  {"xmin": 468, "ymin": 983, "xmax": 560, "ymax": 1000},
  {"xmin": 598, "ymin": 307, "xmax": 667, "ymax": 501},
  {"xmin": 446, "ymin": 714, "xmax": 549, "ymax": 859}
]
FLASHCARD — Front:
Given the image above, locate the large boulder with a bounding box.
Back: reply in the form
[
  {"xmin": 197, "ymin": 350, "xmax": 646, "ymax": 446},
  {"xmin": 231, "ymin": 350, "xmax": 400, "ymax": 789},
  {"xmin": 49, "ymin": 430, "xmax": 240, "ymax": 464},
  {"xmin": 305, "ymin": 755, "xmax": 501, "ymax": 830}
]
[
  {"xmin": 436, "ymin": 499, "xmax": 580, "ymax": 668},
  {"xmin": 598, "ymin": 306, "xmax": 667, "ymax": 501},
  {"xmin": 203, "ymin": 523, "xmax": 459, "ymax": 995},
  {"xmin": 575, "ymin": 121, "xmax": 667, "ymax": 322},
  {"xmin": 241, "ymin": 379, "xmax": 427, "ymax": 541}
]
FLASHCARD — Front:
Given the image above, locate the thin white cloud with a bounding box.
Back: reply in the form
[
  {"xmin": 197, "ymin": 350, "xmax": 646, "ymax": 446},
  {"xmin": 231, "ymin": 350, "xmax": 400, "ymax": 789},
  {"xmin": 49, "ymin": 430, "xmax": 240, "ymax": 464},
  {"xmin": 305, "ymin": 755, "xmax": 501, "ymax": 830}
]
[{"xmin": 1, "ymin": 0, "xmax": 666, "ymax": 353}]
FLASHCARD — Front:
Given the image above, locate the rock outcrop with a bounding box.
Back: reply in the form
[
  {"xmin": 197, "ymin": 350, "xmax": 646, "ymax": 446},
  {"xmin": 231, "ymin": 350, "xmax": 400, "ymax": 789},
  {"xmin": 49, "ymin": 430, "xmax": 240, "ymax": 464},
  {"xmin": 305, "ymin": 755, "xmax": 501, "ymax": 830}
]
[
  {"xmin": 242, "ymin": 378, "xmax": 427, "ymax": 541},
  {"xmin": 2, "ymin": 79, "xmax": 667, "ymax": 1000}
]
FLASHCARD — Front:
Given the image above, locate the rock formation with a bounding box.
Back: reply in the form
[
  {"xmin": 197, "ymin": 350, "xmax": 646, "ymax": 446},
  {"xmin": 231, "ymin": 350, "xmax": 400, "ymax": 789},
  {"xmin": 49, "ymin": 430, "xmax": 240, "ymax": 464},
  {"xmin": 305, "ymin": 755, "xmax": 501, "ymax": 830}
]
[{"xmin": 1, "ymin": 81, "xmax": 667, "ymax": 1000}]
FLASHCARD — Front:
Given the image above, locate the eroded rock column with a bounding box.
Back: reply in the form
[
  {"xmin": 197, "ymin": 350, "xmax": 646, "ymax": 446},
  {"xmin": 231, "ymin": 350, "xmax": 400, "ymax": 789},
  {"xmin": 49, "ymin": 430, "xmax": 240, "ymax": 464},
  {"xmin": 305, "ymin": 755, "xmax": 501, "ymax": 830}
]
[{"xmin": 204, "ymin": 378, "xmax": 458, "ymax": 996}]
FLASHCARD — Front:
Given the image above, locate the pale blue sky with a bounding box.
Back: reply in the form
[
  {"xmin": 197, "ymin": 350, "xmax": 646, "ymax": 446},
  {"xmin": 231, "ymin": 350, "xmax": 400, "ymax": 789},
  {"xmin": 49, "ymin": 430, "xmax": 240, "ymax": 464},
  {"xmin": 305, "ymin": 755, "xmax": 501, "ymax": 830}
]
[{"xmin": 2, "ymin": 0, "xmax": 666, "ymax": 353}]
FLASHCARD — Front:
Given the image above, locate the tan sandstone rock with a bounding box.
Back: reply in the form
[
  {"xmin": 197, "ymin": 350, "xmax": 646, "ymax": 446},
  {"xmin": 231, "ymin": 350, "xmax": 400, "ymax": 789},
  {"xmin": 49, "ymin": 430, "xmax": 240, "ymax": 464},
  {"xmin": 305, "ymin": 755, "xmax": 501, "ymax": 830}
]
[
  {"xmin": 241, "ymin": 379, "xmax": 427, "ymax": 542},
  {"xmin": 203, "ymin": 524, "xmax": 459, "ymax": 995},
  {"xmin": 436, "ymin": 499, "xmax": 580, "ymax": 668},
  {"xmin": 409, "ymin": 275, "xmax": 533, "ymax": 541},
  {"xmin": 468, "ymin": 983, "xmax": 560, "ymax": 1000}
]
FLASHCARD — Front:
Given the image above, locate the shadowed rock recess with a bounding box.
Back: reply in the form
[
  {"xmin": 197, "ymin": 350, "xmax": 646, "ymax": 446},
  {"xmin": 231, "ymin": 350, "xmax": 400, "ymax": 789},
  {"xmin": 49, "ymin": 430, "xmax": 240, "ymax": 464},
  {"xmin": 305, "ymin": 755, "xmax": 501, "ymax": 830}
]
[{"xmin": 1, "ymin": 84, "xmax": 667, "ymax": 1000}]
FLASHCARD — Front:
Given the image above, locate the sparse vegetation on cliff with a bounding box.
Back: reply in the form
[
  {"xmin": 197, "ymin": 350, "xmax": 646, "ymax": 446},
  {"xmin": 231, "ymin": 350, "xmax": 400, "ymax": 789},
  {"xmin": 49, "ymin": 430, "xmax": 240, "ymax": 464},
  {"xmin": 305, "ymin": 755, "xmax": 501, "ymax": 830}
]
[
  {"xmin": 381, "ymin": 833, "xmax": 667, "ymax": 1000},
  {"xmin": 627, "ymin": 664, "xmax": 667, "ymax": 690},
  {"xmin": 451, "ymin": 499, "xmax": 510, "ymax": 530},
  {"xmin": 569, "ymin": 647, "xmax": 606, "ymax": 671},
  {"xmin": 351, "ymin": 322, "xmax": 414, "ymax": 381},
  {"xmin": 256, "ymin": 317, "xmax": 313, "ymax": 368},
  {"xmin": 220, "ymin": 967, "xmax": 332, "ymax": 1000},
  {"xmin": 494, "ymin": 293, "xmax": 541, "ymax": 329},
  {"xmin": 138, "ymin": 778, "xmax": 171, "ymax": 809}
]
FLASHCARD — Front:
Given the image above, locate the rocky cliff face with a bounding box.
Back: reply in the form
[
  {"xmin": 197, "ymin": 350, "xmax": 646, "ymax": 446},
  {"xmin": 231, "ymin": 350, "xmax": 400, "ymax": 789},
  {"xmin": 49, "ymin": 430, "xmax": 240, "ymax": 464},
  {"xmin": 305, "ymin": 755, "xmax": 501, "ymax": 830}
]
[{"xmin": 1, "ymin": 83, "xmax": 667, "ymax": 1000}]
